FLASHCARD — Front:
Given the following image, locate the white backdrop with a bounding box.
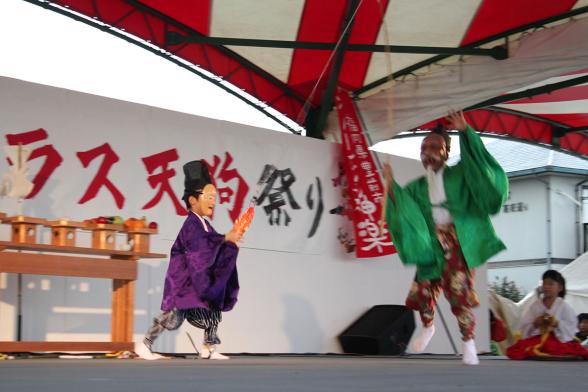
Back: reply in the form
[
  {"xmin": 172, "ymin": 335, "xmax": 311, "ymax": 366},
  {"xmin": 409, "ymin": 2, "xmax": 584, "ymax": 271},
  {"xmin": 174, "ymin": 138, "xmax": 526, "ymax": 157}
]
[{"xmin": 0, "ymin": 76, "xmax": 488, "ymax": 354}]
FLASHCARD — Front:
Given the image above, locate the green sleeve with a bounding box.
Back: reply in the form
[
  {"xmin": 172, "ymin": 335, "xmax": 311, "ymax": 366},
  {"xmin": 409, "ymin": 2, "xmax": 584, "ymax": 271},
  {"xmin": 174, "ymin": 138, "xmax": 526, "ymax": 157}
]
[
  {"xmin": 457, "ymin": 125, "xmax": 509, "ymax": 215},
  {"xmin": 385, "ymin": 181, "xmax": 435, "ymax": 266}
]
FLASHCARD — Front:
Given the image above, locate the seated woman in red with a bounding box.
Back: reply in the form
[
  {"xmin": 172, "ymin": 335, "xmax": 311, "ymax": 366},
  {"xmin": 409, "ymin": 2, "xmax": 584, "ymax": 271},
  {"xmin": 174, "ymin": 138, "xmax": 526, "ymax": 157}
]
[{"xmin": 507, "ymin": 269, "xmax": 588, "ymax": 360}]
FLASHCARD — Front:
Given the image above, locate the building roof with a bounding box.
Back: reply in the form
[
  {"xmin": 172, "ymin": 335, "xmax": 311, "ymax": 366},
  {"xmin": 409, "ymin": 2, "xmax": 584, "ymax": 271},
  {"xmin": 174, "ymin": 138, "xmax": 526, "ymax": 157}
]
[{"xmin": 451, "ymin": 138, "xmax": 588, "ymax": 177}]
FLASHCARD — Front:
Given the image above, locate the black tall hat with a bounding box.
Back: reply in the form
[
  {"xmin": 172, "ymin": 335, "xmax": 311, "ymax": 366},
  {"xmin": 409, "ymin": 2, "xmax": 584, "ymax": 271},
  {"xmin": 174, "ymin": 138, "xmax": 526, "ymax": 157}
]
[{"xmin": 183, "ymin": 160, "xmax": 213, "ymax": 194}]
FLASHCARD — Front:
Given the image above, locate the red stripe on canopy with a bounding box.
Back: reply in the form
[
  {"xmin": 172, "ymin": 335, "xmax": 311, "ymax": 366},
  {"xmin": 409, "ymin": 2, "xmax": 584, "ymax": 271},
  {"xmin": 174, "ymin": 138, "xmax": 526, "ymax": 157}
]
[
  {"xmin": 461, "ymin": 0, "xmax": 576, "ymax": 46},
  {"xmin": 418, "ymin": 109, "xmax": 588, "ymax": 157},
  {"xmin": 141, "ymin": 0, "xmax": 211, "ymax": 35},
  {"xmin": 560, "ymin": 133, "xmax": 588, "ymax": 156},
  {"xmin": 339, "ymin": 0, "xmax": 390, "ymax": 89},
  {"xmin": 288, "ymin": 0, "xmax": 347, "ymax": 104},
  {"xmin": 539, "ymin": 113, "xmax": 588, "ymax": 128},
  {"xmin": 418, "ymin": 109, "xmax": 552, "ymax": 144}
]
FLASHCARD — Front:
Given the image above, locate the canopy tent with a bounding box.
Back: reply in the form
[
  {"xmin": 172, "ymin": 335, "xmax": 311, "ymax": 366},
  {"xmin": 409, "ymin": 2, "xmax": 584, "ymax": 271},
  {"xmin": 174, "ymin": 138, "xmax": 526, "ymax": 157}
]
[{"xmin": 22, "ymin": 0, "xmax": 588, "ymax": 156}]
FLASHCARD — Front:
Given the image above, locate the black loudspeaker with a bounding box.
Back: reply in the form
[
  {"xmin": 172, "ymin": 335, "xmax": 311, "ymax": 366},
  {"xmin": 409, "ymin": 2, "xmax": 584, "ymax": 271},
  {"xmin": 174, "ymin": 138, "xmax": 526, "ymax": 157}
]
[{"xmin": 338, "ymin": 305, "xmax": 415, "ymax": 355}]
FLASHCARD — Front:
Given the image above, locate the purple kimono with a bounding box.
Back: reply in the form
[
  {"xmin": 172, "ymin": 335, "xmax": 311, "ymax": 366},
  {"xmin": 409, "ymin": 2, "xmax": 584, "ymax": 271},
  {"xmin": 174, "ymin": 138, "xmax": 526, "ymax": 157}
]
[{"xmin": 161, "ymin": 212, "xmax": 239, "ymax": 312}]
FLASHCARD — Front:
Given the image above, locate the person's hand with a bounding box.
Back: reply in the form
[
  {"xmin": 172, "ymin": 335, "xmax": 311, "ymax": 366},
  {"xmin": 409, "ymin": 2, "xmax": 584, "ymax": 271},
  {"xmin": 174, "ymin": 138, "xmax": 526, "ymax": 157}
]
[
  {"xmin": 532, "ymin": 315, "xmax": 545, "ymax": 329},
  {"xmin": 382, "ymin": 161, "xmax": 394, "ymax": 186},
  {"xmin": 446, "ymin": 110, "xmax": 467, "ymax": 132},
  {"xmin": 551, "ymin": 319, "xmax": 559, "ymax": 329},
  {"xmin": 224, "ymin": 229, "xmax": 242, "ymax": 245}
]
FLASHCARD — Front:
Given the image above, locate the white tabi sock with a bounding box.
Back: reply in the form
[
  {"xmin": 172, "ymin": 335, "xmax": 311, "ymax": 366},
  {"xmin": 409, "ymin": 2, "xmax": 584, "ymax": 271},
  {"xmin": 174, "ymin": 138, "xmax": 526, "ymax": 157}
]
[
  {"xmin": 462, "ymin": 339, "xmax": 479, "ymax": 365},
  {"xmin": 411, "ymin": 325, "xmax": 435, "ymax": 353},
  {"xmin": 200, "ymin": 345, "xmax": 229, "ymax": 360},
  {"xmin": 135, "ymin": 341, "xmax": 164, "ymax": 360}
]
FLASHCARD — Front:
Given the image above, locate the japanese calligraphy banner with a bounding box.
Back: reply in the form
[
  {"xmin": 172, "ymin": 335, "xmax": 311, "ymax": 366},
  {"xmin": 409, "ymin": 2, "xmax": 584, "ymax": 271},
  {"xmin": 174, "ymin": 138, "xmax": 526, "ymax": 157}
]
[
  {"xmin": 335, "ymin": 88, "xmax": 396, "ymax": 258},
  {"xmin": 0, "ymin": 76, "xmax": 338, "ymax": 255},
  {"xmin": 0, "ymin": 76, "xmax": 489, "ymax": 355}
]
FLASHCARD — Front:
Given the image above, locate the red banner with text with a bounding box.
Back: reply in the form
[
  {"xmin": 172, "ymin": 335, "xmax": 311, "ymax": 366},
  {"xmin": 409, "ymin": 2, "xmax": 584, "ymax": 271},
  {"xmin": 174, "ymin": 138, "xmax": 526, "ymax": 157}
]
[{"xmin": 335, "ymin": 88, "xmax": 396, "ymax": 258}]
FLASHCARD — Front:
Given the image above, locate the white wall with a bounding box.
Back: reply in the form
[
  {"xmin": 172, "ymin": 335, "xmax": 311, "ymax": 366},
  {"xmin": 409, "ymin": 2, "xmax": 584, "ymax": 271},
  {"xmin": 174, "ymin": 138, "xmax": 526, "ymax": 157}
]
[
  {"xmin": 491, "ymin": 174, "xmax": 585, "ymax": 263},
  {"xmin": 487, "ymin": 173, "xmax": 586, "ymax": 296},
  {"xmin": 0, "ymin": 76, "xmax": 488, "ymax": 354},
  {"xmin": 489, "ymin": 177, "xmax": 548, "ymax": 261},
  {"xmin": 581, "ymin": 186, "xmax": 588, "ymax": 224},
  {"xmin": 549, "ymin": 175, "xmax": 582, "ymax": 259}
]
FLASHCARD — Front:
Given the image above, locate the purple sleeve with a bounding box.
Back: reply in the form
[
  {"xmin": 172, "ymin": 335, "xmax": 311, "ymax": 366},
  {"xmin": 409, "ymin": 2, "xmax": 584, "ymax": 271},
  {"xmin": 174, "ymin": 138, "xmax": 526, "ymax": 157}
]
[{"xmin": 178, "ymin": 218, "xmax": 240, "ymax": 311}]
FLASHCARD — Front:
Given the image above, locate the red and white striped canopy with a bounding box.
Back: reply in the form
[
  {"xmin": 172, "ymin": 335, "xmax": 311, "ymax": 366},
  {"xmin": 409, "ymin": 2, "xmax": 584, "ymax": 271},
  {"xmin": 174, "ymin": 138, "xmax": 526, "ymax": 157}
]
[{"xmin": 27, "ymin": 0, "xmax": 588, "ymax": 156}]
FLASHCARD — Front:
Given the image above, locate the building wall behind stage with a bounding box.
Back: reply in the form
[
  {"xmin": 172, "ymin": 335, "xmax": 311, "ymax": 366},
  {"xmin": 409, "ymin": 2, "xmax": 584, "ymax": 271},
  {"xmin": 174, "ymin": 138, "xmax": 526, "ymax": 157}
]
[
  {"xmin": 0, "ymin": 76, "xmax": 489, "ymax": 354},
  {"xmin": 488, "ymin": 172, "xmax": 586, "ymax": 294}
]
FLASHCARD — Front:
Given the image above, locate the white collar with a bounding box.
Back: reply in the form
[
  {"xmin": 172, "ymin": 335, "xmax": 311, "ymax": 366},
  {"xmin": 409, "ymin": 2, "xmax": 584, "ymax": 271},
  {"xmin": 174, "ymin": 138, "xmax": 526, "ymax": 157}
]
[{"xmin": 191, "ymin": 211, "xmax": 209, "ymax": 232}]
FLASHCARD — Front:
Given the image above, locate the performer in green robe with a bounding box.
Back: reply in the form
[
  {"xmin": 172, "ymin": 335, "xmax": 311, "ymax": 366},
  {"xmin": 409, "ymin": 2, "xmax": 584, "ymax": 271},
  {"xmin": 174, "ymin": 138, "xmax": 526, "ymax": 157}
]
[{"xmin": 383, "ymin": 110, "xmax": 508, "ymax": 365}]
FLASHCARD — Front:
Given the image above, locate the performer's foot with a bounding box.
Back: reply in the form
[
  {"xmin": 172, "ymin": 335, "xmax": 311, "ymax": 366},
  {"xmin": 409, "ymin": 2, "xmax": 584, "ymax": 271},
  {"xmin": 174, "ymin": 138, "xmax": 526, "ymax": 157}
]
[
  {"xmin": 200, "ymin": 345, "xmax": 229, "ymax": 360},
  {"xmin": 199, "ymin": 346, "xmax": 211, "ymax": 359},
  {"xmin": 462, "ymin": 339, "xmax": 479, "ymax": 365},
  {"xmin": 411, "ymin": 325, "xmax": 435, "ymax": 353},
  {"xmin": 209, "ymin": 351, "xmax": 230, "ymax": 360},
  {"xmin": 135, "ymin": 341, "xmax": 162, "ymax": 360}
]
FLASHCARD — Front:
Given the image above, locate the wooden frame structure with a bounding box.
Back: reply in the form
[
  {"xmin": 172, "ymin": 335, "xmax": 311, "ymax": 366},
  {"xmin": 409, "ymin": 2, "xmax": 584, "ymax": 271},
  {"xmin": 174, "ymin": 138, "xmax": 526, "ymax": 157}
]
[{"xmin": 0, "ymin": 215, "xmax": 166, "ymax": 353}]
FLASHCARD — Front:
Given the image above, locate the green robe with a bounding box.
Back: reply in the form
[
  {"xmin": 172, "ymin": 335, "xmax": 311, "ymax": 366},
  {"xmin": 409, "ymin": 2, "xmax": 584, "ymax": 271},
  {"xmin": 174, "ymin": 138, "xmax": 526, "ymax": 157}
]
[{"xmin": 385, "ymin": 125, "xmax": 508, "ymax": 281}]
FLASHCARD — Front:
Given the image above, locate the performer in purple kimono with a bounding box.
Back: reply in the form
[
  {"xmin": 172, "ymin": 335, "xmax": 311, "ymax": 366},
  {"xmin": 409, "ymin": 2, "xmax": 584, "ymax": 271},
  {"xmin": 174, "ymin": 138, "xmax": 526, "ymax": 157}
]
[{"xmin": 135, "ymin": 160, "xmax": 242, "ymax": 360}]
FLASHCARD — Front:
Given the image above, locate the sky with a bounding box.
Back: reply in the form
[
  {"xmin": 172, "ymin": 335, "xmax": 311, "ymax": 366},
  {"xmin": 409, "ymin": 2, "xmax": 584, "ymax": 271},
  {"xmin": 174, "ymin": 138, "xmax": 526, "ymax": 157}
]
[{"xmin": 0, "ymin": 0, "xmax": 467, "ymax": 161}]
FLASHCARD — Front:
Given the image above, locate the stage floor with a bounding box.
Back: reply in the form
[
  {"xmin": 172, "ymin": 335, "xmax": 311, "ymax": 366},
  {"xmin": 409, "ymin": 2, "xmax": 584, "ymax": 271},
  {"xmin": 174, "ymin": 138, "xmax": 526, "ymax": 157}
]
[{"xmin": 1, "ymin": 354, "xmax": 586, "ymax": 391}]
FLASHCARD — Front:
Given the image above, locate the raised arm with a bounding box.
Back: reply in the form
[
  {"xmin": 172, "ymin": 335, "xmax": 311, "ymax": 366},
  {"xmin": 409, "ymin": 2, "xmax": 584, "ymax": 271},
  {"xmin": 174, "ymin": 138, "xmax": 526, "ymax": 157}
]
[
  {"xmin": 448, "ymin": 110, "xmax": 509, "ymax": 215},
  {"xmin": 382, "ymin": 161, "xmax": 395, "ymax": 204}
]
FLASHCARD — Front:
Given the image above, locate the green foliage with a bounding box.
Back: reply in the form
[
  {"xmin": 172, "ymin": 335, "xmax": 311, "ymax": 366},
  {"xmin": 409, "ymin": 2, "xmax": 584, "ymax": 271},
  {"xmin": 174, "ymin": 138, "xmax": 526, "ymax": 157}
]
[{"xmin": 490, "ymin": 276, "xmax": 525, "ymax": 302}]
